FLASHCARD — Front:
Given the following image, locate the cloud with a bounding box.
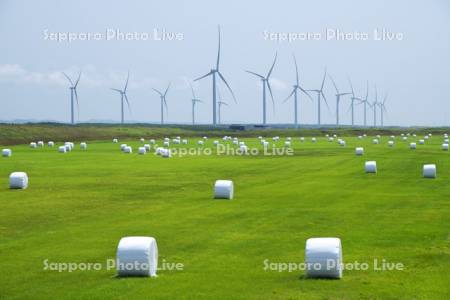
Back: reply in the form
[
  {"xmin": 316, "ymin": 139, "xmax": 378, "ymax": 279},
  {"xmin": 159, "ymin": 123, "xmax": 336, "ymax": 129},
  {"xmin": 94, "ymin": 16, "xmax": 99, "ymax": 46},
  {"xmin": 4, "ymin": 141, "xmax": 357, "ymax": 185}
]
[{"xmin": 0, "ymin": 64, "xmax": 164, "ymax": 90}]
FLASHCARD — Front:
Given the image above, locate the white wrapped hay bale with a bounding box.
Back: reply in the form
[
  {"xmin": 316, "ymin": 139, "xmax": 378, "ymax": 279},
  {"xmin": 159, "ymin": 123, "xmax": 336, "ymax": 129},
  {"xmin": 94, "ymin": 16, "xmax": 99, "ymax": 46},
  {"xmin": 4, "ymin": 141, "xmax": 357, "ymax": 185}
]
[
  {"xmin": 80, "ymin": 142, "xmax": 87, "ymax": 150},
  {"xmin": 402, "ymin": 136, "xmax": 408, "ymax": 141},
  {"xmin": 30, "ymin": 142, "xmax": 37, "ymax": 148},
  {"xmin": 372, "ymin": 139, "xmax": 379, "ymax": 144},
  {"xmin": 120, "ymin": 144, "xmax": 128, "ymax": 151},
  {"xmin": 412, "ymin": 134, "xmax": 416, "ymax": 137},
  {"xmin": 419, "ymin": 139, "xmax": 425, "ymax": 145},
  {"xmin": 328, "ymin": 137, "xmax": 334, "ymax": 142},
  {"xmin": 300, "ymin": 137, "xmax": 305, "ymax": 142},
  {"xmin": 284, "ymin": 141, "xmax": 291, "ymax": 148},
  {"xmin": 444, "ymin": 139, "xmax": 449, "ymax": 144},
  {"xmin": 263, "ymin": 141, "xmax": 269, "ymax": 148},
  {"xmin": 37, "ymin": 141, "xmax": 44, "ymax": 147},
  {"xmin": 164, "ymin": 137, "xmax": 170, "ymax": 142},
  {"xmin": 363, "ymin": 134, "xmax": 367, "ymax": 137},
  {"xmin": 355, "ymin": 147, "xmax": 364, "ymax": 156},
  {"xmin": 232, "ymin": 140, "xmax": 239, "ymax": 145},
  {"xmin": 140, "ymin": 138, "xmax": 145, "ymax": 143},
  {"xmin": 423, "ymin": 164, "xmax": 436, "ymax": 178},
  {"xmin": 182, "ymin": 139, "xmax": 188, "ymax": 145},
  {"xmin": 138, "ymin": 147, "xmax": 147, "ymax": 155},
  {"xmin": 358, "ymin": 135, "xmax": 363, "ymax": 140},
  {"xmin": 155, "ymin": 147, "xmax": 163, "ymax": 155},
  {"xmin": 240, "ymin": 145, "xmax": 248, "ymax": 154},
  {"xmin": 173, "ymin": 139, "xmax": 180, "ymax": 144},
  {"xmin": 239, "ymin": 141, "xmax": 245, "ymax": 146},
  {"xmin": 286, "ymin": 137, "xmax": 292, "ymax": 141},
  {"xmin": 365, "ymin": 161, "xmax": 377, "ymax": 173},
  {"xmin": 9, "ymin": 172, "xmax": 28, "ymax": 189},
  {"xmin": 442, "ymin": 143, "xmax": 449, "ymax": 151},
  {"xmin": 113, "ymin": 138, "xmax": 118, "ymax": 143},
  {"xmin": 161, "ymin": 148, "xmax": 171, "ymax": 158},
  {"xmin": 388, "ymin": 141, "xmax": 394, "ymax": 147},
  {"xmin": 390, "ymin": 135, "xmax": 395, "ymax": 140},
  {"xmin": 213, "ymin": 140, "xmax": 219, "ymax": 146},
  {"xmin": 48, "ymin": 141, "xmax": 54, "ymax": 147},
  {"xmin": 149, "ymin": 139, "xmax": 156, "ymax": 144},
  {"xmin": 214, "ymin": 180, "xmax": 234, "ymax": 200},
  {"xmin": 58, "ymin": 146, "xmax": 66, "ymax": 153},
  {"xmin": 325, "ymin": 134, "xmax": 329, "ymax": 137},
  {"xmin": 311, "ymin": 137, "xmax": 317, "ymax": 143},
  {"xmin": 410, "ymin": 143, "xmax": 417, "ymax": 150},
  {"xmin": 144, "ymin": 144, "xmax": 151, "ymax": 151},
  {"xmin": 203, "ymin": 136, "xmax": 208, "ymax": 140},
  {"xmin": 424, "ymin": 135, "xmax": 429, "ymax": 140},
  {"xmin": 197, "ymin": 140, "xmax": 204, "ymax": 146},
  {"xmin": 305, "ymin": 237, "xmax": 343, "ymax": 279},
  {"xmin": 64, "ymin": 144, "xmax": 71, "ymax": 152},
  {"xmin": 163, "ymin": 141, "xmax": 170, "ymax": 147},
  {"xmin": 376, "ymin": 135, "xmax": 381, "ymax": 139},
  {"xmin": 2, "ymin": 149, "xmax": 12, "ymax": 157},
  {"xmin": 123, "ymin": 146, "xmax": 132, "ymax": 154},
  {"xmin": 339, "ymin": 140, "xmax": 346, "ymax": 147},
  {"xmin": 116, "ymin": 236, "xmax": 158, "ymax": 277}
]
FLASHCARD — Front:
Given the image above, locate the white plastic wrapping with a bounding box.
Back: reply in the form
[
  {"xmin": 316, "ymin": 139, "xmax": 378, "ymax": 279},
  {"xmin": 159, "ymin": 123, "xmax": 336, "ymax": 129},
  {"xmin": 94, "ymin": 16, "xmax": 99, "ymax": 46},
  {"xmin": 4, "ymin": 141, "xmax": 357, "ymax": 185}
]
[
  {"xmin": 9, "ymin": 172, "xmax": 29, "ymax": 189},
  {"xmin": 365, "ymin": 161, "xmax": 377, "ymax": 173},
  {"xmin": 116, "ymin": 236, "xmax": 158, "ymax": 277},
  {"xmin": 305, "ymin": 237, "xmax": 343, "ymax": 279},
  {"xmin": 214, "ymin": 180, "xmax": 234, "ymax": 200},
  {"xmin": 423, "ymin": 164, "xmax": 436, "ymax": 178}
]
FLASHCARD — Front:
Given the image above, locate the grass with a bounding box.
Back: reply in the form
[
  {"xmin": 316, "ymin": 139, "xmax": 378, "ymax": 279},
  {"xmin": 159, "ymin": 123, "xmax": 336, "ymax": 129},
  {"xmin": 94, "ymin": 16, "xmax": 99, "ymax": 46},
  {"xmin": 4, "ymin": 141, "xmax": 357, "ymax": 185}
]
[{"xmin": 0, "ymin": 133, "xmax": 449, "ymax": 299}]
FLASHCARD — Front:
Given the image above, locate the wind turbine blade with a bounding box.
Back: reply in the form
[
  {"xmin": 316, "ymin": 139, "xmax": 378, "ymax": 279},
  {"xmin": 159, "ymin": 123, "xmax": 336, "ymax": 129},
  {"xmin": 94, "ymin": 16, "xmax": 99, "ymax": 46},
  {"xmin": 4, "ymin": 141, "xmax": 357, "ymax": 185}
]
[
  {"xmin": 283, "ymin": 88, "xmax": 295, "ymax": 103},
  {"xmin": 124, "ymin": 94, "xmax": 132, "ymax": 113},
  {"xmin": 299, "ymin": 86, "xmax": 314, "ymax": 101},
  {"xmin": 194, "ymin": 71, "xmax": 213, "ymax": 81},
  {"xmin": 245, "ymin": 70, "xmax": 264, "ymax": 79},
  {"xmin": 110, "ymin": 88, "xmax": 122, "ymax": 93},
  {"xmin": 347, "ymin": 76, "xmax": 355, "ymax": 97},
  {"xmin": 124, "ymin": 71, "xmax": 130, "ymax": 92},
  {"xmin": 267, "ymin": 52, "xmax": 277, "ymax": 78},
  {"xmin": 216, "ymin": 25, "xmax": 221, "ymax": 70},
  {"xmin": 320, "ymin": 67, "xmax": 327, "ymax": 91},
  {"xmin": 74, "ymin": 72, "xmax": 81, "ymax": 88},
  {"xmin": 62, "ymin": 72, "xmax": 74, "ymax": 86},
  {"xmin": 321, "ymin": 91, "xmax": 330, "ymax": 111},
  {"xmin": 218, "ymin": 71, "xmax": 237, "ymax": 103},
  {"xmin": 365, "ymin": 80, "xmax": 369, "ymax": 100},
  {"xmin": 152, "ymin": 88, "xmax": 163, "ymax": 96},
  {"xmin": 164, "ymin": 98, "xmax": 168, "ymax": 116},
  {"xmin": 293, "ymin": 53, "xmax": 299, "ymax": 85},
  {"xmin": 328, "ymin": 74, "xmax": 339, "ymax": 94},
  {"xmin": 164, "ymin": 82, "xmax": 171, "ymax": 97},
  {"xmin": 74, "ymin": 89, "xmax": 80, "ymax": 120},
  {"xmin": 189, "ymin": 83, "xmax": 196, "ymax": 98},
  {"xmin": 267, "ymin": 81, "xmax": 275, "ymax": 113}
]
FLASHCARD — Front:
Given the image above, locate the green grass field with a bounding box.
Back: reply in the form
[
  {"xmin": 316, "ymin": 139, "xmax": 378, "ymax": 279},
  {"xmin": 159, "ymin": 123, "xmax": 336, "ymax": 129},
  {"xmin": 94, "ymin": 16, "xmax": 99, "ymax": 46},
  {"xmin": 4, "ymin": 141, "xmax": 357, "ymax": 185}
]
[{"xmin": 1, "ymin": 134, "xmax": 449, "ymax": 299}]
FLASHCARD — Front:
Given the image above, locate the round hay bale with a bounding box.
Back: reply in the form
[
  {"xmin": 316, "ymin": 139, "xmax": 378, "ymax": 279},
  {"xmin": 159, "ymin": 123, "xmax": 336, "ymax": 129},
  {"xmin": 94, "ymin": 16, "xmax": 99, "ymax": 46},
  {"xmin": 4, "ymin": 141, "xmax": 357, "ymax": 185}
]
[
  {"xmin": 300, "ymin": 137, "xmax": 305, "ymax": 142},
  {"xmin": 214, "ymin": 180, "xmax": 234, "ymax": 200},
  {"xmin": 355, "ymin": 147, "xmax": 364, "ymax": 156},
  {"xmin": 239, "ymin": 145, "xmax": 248, "ymax": 154},
  {"xmin": 161, "ymin": 149, "xmax": 171, "ymax": 158},
  {"xmin": 149, "ymin": 139, "xmax": 156, "ymax": 144},
  {"xmin": 80, "ymin": 142, "xmax": 87, "ymax": 150},
  {"xmin": 311, "ymin": 137, "xmax": 317, "ymax": 143},
  {"xmin": 365, "ymin": 161, "xmax": 377, "ymax": 173},
  {"xmin": 58, "ymin": 146, "xmax": 66, "ymax": 153},
  {"xmin": 30, "ymin": 142, "xmax": 37, "ymax": 148},
  {"xmin": 138, "ymin": 147, "xmax": 147, "ymax": 155},
  {"xmin": 116, "ymin": 236, "xmax": 158, "ymax": 277},
  {"xmin": 197, "ymin": 140, "xmax": 204, "ymax": 146},
  {"xmin": 113, "ymin": 138, "xmax": 118, "ymax": 143},
  {"xmin": 388, "ymin": 141, "xmax": 394, "ymax": 147},
  {"xmin": 37, "ymin": 141, "xmax": 44, "ymax": 147},
  {"xmin": 419, "ymin": 139, "xmax": 425, "ymax": 145},
  {"xmin": 442, "ymin": 143, "xmax": 449, "ymax": 151},
  {"xmin": 305, "ymin": 237, "xmax": 343, "ymax": 279},
  {"xmin": 123, "ymin": 146, "xmax": 132, "ymax": 154},
  {"xmin": 372, "ymin": 139, "xmax": 379, "ymax": 144},
  {"xmin": 410, "ymin": 143, "xmax": 417, "ymax": 149},
  {"xmin": 2, "ymin": 149, "xmax": 12, "ymax": 157},
  {"xmin": 144, "ymin": 144, "xmax": 151, "ymax": 151},
  {"xmin": 182, "ymin": 139, "xmax": 188, "ymax": 145},
  {"xmin": 140, "ymin": 138, "xmax": 145, "ymax": 143},
  {"xmin": 120, "ymin": 144, "xmax": 128, "ymax": 151},
  {"xmin": 163, "ymin": 141, "xmax": 170, "ymax": 147},
  {"xmin": 423, "ymin": 164, "xmax": 436, "ymax": 178},
  {"xmin": 48, "ymin": 141, "xmax": 55, "ymax": 147},
  {"xmin": 9, "ymin": 172, "xmax": 28, "ymax": 189}
]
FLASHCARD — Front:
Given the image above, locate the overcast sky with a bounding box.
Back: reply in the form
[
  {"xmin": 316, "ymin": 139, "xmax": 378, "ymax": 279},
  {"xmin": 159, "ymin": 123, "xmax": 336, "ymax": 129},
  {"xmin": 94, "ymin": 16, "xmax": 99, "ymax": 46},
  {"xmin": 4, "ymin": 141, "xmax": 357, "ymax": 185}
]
[{"xmin": 1, "ymin": 0, "xmax": 449, "ymax": 126}]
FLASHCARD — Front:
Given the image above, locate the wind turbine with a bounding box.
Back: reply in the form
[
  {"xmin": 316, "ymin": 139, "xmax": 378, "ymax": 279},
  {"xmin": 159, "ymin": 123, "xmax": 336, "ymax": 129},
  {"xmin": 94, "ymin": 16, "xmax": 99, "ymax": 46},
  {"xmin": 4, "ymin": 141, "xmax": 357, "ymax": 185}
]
[
  {"xmin": 245, "ymin": 52, "xmax": 277, "ymax": 125},
  {"xmin": 347, "ymin": 77, "xmax": 363, "ymax": 126},
  {"xmin": 194, "ymin": 25, "xmax": 236, "ymax": 126},
  {"xmin": 378, "ymin": 93, "xmax": 388, "ymax": 127},
  {"xmin": 283, "ymin": 54, "xmax": 312, "ymax": 128},
  {"xmin": 190, "ymin": 83, "xmax": 203, "ymax": 125},
  {"xmin": 152, "ymin": 83, "xmax": 171, "ymax": 125},
  {"xmin": 110, "ymin": 71, "xmax": 131, "ymax": 124},
  {"xmin": 217, "ymin": 88, "xmax": 228, "ymax": 124},
  {"xmin": 62, "ymin": 71, "xmax": 81, "ymax": 124},
  {"xmin": 328, "ymin": 74, "xmax": 351, "ymax": 126},
  {"xmin": 370, "ymin": 86, "xmax": 378, "ymax": 127},
  {"xmin": 306, "ymin": 68, "xmax": 328, "ymax": 126}
]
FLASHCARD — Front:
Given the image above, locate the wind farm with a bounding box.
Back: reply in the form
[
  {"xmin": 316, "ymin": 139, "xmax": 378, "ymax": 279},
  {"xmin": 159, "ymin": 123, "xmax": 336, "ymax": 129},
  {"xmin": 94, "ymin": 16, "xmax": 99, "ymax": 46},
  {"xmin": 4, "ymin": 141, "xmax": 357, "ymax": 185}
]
[{"xmin": 1, "ymin": 1, "xmax": 449, "ymax": 299}]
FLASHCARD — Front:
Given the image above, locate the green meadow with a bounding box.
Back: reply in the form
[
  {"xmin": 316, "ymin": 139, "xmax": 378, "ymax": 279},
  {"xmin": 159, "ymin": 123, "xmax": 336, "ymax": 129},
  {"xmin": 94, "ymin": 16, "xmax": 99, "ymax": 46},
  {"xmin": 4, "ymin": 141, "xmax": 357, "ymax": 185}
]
[{"xmin": 0, "ymin": 132, "xmax": 449, "ymax": 299}]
